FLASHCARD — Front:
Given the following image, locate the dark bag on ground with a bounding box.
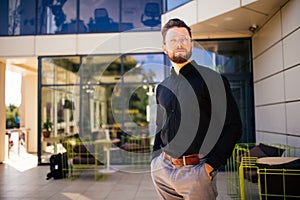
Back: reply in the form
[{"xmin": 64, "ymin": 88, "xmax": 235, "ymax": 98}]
[{"xmin": 46, "ymin": 152, "xmax": 68, "ymax": 180}]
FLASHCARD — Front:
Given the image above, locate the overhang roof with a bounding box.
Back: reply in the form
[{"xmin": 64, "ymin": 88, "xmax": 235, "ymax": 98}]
[{"xmin": 193, "ymin": 0, "xmax": 288, "ymax": 38}]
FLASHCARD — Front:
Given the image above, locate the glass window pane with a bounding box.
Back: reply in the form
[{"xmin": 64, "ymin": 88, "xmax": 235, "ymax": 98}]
[
  {"xmin": 38, "ymin": 0, "xmax": 76, "ymax": 34},
  {"xmin": 166, "ymin": 0, "xmax": 191, "ymax": 11},
  {"xmin": 193, "ymin": 39, "xmax": 251, "ymax": 73},
  {"xmin": 0, "ymin": 0, "xmax": 36, "ymax": 36},
  {"xmin": 80, "ymin": 0, "xmax": 120, "ymax": 33},
  {"xmin": 41, "ymin": 85, "xmax": 79, "ymax": 162},
  {"xmin": 41, "ymin": 57, "xmax": 80, "ymax": 85},
  {"xmin": 123, "ymin": 54, "xmax": 165, "ymax": 83},
  {"xmin": 122, "ymin": 0, "xmax": 162, "ymax": 31},
  {"xmin": 39, "ymin": 53, "xmax": 166, "ymax": 163},
  {"xmin": 80, "ymin": 84, "xmax": 112, "ymax": 139},
  {"xmin": 81, "ymin": 55, "xmax": 122, "ymax": 85},
  {"xmin": 0, "ymin": 0, "xmax": 9, "ymax": 36},
  {"xmin": 194, "ymin": 39, "xmax": 254, "ymax": 143}
]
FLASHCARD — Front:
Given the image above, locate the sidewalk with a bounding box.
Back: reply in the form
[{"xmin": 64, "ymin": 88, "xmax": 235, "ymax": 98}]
[{"xmin": 0, "ymin": 156, "xmax": 233, "ymax": 200}]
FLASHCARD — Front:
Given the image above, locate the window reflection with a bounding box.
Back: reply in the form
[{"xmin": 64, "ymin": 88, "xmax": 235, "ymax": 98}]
[
  {"xmin": 122, "ymin": 0, "xmax": 162, "ymax": 31},
  {"xmin": 1, "ymin": 0, "xmax": 163, "ymax": 35},
  {"xmin": 166, "ymin": 0, "xmax": 191, "ymax": 11},
  {"xmin": 40, "ymin": 53, "xmax": 165, "ymax": 163},
  {"xmin": 194, "ymin": 40, "xmax": 251, "ymax": 73},
  {"xmin": 0, "ymin": 0, "xmax": 36, "ymax": 36},
  {"xmin": 38, "ymin": 0, "xmax": 76, "ymax": 34},
  {"xmin": 41, "ymin": 57, "xmax": 80, "ymax": 85},
  {"xmin": 82, "ymin": 55, "xmax": 124, "ymax": 84},
  {"xmin": 124, "ymin": 54, "xmax": 165, "ymax": 83},
  {"xmin": 80, "ymin": 0, "xmax": 121, "ymax": 32},
  {"xmin": 194, "ymin": 39, "xmax": 254, "ymax": 143}
]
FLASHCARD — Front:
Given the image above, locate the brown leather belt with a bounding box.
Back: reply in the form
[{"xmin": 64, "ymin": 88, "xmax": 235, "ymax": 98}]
[{"xmin": 162, "ymin": 151, "xmax": 204, "ymax": 166}]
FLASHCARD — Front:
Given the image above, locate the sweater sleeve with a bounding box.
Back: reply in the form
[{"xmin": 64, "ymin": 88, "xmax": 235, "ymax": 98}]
[{"xmin": 206, "ymin": 75, "xmax": 243, "ymax": 170}]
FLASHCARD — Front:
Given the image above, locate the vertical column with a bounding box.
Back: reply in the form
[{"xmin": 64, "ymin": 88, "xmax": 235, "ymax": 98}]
[
  {"xmin": 0, "ymin": 62, "xmax": 6, "ymax": 163},
  {"xmin": 22, "ymin": 74, "xmax": 38, "ymax": 153}
]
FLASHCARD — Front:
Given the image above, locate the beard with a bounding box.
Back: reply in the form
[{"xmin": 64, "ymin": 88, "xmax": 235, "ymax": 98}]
[{"xmin": 167, "ymin": 48, "xmax": 192, "ymax": 63}]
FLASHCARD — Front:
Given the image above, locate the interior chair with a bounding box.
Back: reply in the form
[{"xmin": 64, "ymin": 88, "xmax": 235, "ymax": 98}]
[
  {"xmin": 62, "ymin": 135, "xmax": 106, "ymax": 180},
  {"xmin": 120, "ymin": 134, "xmax": 153, "ymax": 165},
  {"xmin": 94, "ymin": 8, "xmax": 113, "ymax": 31},
  {"xmin": 141, "ymin": 2, "xmax": 161, "ymax": 28}
]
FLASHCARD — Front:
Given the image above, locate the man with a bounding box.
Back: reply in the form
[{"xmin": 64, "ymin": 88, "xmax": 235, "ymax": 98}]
[{"xmin": 150, "ymin": 18, "xmax": 242, "ymax": 199}]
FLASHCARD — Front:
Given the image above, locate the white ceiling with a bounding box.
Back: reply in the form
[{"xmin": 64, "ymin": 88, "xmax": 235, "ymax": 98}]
[
  {"xmin": 191, "ymin": 0, "xmax": 289, "ymax": 39},
  {"xmin": 5, "ymin": 57, "xmax": 38, "ymax": 75}
]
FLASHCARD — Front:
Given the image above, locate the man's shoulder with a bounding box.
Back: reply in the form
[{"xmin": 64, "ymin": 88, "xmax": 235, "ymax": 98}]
[{"xmin": 157, "ymin": 77, "xmax": 171, "ymax": 90}]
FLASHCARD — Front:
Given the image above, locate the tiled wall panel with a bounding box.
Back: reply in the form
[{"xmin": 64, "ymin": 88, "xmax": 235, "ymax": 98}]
[
  {"xmin": 253, "ymin": 0, "xmax": 300, "ymax": 145},
  {"xmin": 281, "ymin": 0, "xmax": 300, "ymax": 37},
  {"xmin": 252, "ymin": 12, "xmax": 282, "ymax": 57},
  {"xmin": 253, "ymin": 42, "xmax": 283, "ymax": 81},
  {"xmin": 286, "ymin": 102, "xmax": 300, "ymax": 135},
  {"xmin": 283, "ymin": 29, "xmax": 300, "ymax": 69},
  {"xmin": 255, "ymin": 104, "xmax": 286, "ymax": 133},
  {"xmin": 254, "ymin": 73, "xmax": 285, "ymax": 105},
  {"xmin": 284, "ymin": 65, "xmax": 300, "ymax": 101}
]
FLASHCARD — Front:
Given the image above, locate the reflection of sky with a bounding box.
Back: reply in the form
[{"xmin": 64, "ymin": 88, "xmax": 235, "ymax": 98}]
[
  {"xmin": 131, "ymin": 54, "xmax": 165, "ymax": 82},
  {"xmin": 167, "ymin": 0, "xmax": 190, "ymax": 10},
  {"xmin": 62, "ymin": 0, "xmax": 76, "ymax": 22},
  {"xmin": 191, "ymin": 47, "xmax": 214, "ymax": 69}
]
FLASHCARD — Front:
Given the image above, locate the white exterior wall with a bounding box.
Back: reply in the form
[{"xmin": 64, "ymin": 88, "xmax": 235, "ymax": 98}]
[
  {"xmin": 21, "ymin": 74, "xmax": 38, "ymax": 153},
  {"xmin": 0, "ymin": 32, "xmax": 162, "ymax": 57},
  {"xmin": 253, "ymin": 0, "xmax": 300, "ymax": 146}
]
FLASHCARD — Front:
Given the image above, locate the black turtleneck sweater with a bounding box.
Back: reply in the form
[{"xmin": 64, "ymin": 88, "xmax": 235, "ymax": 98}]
[{"xmin": 152, "ymin": 61, "xmax": 242, "ymax": 170}]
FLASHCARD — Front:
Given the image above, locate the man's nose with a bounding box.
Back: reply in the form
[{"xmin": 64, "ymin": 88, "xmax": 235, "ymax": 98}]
[{"xmin": 176, "ymin": 40, "xmax": 184, "ymax": 47}]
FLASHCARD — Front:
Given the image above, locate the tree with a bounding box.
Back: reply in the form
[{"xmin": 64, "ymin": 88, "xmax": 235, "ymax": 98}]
[{"xmin": 6, "ymin": 104, "xmax": 19, "ymax": 129}]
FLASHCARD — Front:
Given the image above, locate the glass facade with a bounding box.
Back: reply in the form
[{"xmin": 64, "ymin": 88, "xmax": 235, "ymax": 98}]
[
  {"xmin": 39, "ymin": 53, "xmax": 166, "ymax": 164},
  {"xmin": 194, "ymin": 39, "xmax": 255, "ymax": 143},
  {"xmin": 37, "ymin": 0, "xmax": 77, "ymax": 34},
  {"xmin": 0, "ymin": 0, "xmax": 37, "ymax": 35},
  {"xmin": 38, "ymin": 38, "xmax": 254, "ymax": 164},
  {"xmin": 0, "ymin": 0, "xmax": 163, "ymax": 36}
]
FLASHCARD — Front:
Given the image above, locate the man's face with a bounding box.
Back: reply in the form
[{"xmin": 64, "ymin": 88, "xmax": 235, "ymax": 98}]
[{"xmin": 163, "ymin": 27, "xmax": 192, "ymax": 63}]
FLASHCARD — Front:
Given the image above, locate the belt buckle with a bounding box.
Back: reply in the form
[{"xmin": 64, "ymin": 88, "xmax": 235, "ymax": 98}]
[{"xmin": 183, "ymin": 155, "xmax": 186, "ymax": 166}]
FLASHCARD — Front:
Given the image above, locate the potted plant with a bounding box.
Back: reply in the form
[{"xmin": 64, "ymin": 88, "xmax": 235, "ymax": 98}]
[{"xmin": 43, "ymin": 118, "xmax": 53, "ymax": 138}]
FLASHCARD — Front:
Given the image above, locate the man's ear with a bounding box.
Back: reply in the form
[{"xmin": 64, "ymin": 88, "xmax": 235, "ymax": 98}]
[{"xmin": 162, "ymin": 44, "xmax": 167, "ymax": 54}]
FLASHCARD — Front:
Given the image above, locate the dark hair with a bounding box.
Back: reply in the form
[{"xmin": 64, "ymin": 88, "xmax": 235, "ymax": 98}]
[{"xmin": 161, "ymin": 18, "xmax": 192, "ymax": 43}]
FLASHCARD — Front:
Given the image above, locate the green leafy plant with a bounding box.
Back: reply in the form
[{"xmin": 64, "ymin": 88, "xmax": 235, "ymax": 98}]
[
  {"xmin": 43, "ymin": 119, "xmax": 53, "ymax": 132},
  {"xmin": 42, "ymin": 119, "xmax": 53, "ymax": 137}
]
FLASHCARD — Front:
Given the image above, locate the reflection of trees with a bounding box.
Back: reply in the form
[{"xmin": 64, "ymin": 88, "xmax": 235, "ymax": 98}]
[
  {"xmin": 83, "ymin": 56, "xmax": 138, "ymax": 80},
  {"xmin": 39, "ymin": 0, "xmax": 67, "ymax": 32},
  {"xmin": 6, "ymin": 104, "xmax": 19, "ymax": 129},
  {"xmin": 49, "ymin": 55, "xmax": 156, "ymax": 136},
  {"xmin": 51, "ymin": 55, "xmax": 145, "ymax": 77},
  {"xmin": 129, "ymin": 87, "xmax": 148, "ymax": 124},
  {"xmin": 80, "ymin": 55, "xmax": 138, "ymax": 137},
  {"xmin": 9, "ymin": 0, "xmax": 20, "ymax": 35},
  {"xmin": 52, "ymin": 57, "xmax": 80, "ymax": 72}
]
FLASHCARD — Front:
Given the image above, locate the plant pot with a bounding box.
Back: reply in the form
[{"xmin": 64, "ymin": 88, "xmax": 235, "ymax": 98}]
[{"xmin": 43, "ymin": 131, "xmax": 51, "ymax": 138}]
